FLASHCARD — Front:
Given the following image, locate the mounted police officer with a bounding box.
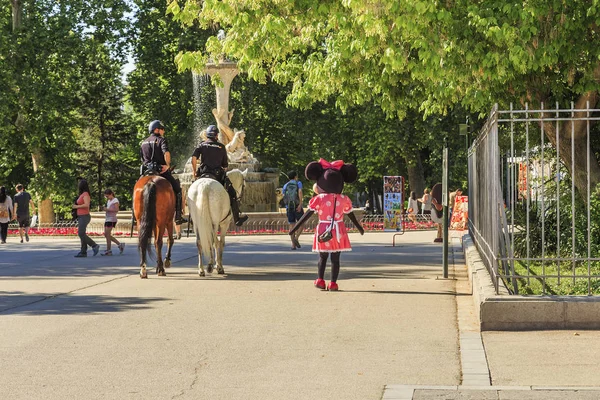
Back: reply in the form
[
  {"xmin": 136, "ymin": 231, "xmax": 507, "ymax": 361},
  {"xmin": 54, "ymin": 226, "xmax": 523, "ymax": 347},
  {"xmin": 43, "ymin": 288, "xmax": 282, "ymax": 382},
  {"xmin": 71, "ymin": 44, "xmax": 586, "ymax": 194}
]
[
  {"xmin": 140, "ymin": 120, "xmax": 187, "ymax": 225},
  {"xmin": 191, "ymin": 125, "xmax": 248, "ymax": 226}
]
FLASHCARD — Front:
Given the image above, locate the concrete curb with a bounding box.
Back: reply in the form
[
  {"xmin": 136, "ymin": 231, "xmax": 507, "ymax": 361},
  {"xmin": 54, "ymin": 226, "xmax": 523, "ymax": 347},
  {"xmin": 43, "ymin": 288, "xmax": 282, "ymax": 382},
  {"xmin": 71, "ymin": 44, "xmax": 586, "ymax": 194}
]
[
  {"xmin": 382, "ymin": 384, "xmax": 600, "ymax": 400},
  {"xmin": 463, "ymin": 234, "xmax": 600, "ymax": 331}
]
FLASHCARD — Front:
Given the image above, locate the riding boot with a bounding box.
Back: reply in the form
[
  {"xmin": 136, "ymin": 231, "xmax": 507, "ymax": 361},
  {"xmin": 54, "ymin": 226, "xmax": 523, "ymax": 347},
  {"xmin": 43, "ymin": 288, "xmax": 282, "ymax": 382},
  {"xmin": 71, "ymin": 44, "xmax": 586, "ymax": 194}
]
[
  {"xmin": 228, "ymin": 186, "xmax": 248, "ymax": 226},
  {"xmin": 175, "ymin": 191, "xmax": 188, "ymax": 225}
]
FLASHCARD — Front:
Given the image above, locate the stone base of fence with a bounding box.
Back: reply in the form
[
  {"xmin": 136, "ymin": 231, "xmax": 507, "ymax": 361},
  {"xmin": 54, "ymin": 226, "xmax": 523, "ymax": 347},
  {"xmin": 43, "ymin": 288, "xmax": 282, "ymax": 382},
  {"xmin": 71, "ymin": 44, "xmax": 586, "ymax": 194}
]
[{"xmin": 463, "ymin": 234, "xmax": 600, "ymax": 331}]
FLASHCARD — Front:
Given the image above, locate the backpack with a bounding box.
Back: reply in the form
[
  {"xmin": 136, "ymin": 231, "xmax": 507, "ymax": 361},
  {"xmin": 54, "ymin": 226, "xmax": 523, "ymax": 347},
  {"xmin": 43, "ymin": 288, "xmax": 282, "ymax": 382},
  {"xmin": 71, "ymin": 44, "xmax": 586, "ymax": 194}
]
[
  {"xmin": 283, "ymin": 181, "xmax": 300, "ymax": 207},
  {"xmin": 0, "ymin": 202, "xmax": 8, "ymax": 219}
]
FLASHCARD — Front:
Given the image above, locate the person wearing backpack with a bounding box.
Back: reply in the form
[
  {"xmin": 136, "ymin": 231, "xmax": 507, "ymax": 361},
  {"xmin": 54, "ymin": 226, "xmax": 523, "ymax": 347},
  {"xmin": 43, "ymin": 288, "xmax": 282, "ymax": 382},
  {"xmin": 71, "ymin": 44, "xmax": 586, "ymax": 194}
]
[{"xmin": 282, "ymin": 171, "xmax": 304, "ymax": 249}]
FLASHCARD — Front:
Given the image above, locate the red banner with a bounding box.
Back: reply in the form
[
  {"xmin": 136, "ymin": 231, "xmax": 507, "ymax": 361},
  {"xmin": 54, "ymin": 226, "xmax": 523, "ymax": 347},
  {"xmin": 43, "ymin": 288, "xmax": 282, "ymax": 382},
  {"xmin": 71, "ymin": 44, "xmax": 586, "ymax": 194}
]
[{"xmin": 450, "ymin": 195, "xmax": 468, "ymax": 230}]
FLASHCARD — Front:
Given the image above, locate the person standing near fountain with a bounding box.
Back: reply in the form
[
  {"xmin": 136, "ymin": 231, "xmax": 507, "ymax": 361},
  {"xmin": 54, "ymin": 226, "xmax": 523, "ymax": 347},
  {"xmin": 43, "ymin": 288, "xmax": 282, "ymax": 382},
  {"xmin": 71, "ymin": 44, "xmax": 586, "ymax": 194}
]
[
  {"xmin": 283, "ymin": 171, "xmax": 304, "ymax": 250},
  {"xmin": 190, "ymin": 125, "xmax": 248, "ymax": 226},
  {"xmin": 140, "ymin": 120, "xmax": 187, "ymax": 225}
]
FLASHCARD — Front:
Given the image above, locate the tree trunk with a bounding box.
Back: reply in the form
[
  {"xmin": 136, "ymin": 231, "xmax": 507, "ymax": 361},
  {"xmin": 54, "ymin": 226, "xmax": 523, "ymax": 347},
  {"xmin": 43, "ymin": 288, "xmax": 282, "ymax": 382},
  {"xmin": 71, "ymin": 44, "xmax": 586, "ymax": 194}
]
[
  {"xmin": 97, "ymin": 160, "xmax": 103, "ymax": 211},
  {"xmin": 11, "ymin": 0, "xmax": 22, "ymax": 31},
  {"xmin": 406, "ymin": 152, "xmax": 425, "ymax": 197},
  {"xmin": 98, "ymin": 113, "xmax": 105, "ymax": 210},
  {"xmin": 540, "ymin": 88, "xmax": 600, "ymax": 199},
  {"xmin": 38, "ymin": 199, "xmax": 55, "ymax": 224},
  {"xmin": 32, "ymin": 153, "xmax": 55, "ymax": 223},
  {"xmin": 14, "ymin": 0, "xmax": 54, "ymax": 223}
]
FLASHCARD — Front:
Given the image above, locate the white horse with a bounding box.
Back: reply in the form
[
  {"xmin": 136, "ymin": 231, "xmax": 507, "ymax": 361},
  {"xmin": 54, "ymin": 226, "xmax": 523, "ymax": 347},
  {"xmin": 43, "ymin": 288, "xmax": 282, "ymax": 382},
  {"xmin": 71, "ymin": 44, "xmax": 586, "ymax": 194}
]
[{"xmin": 187, "ymin": 169, "xmax": 248, "ymax": 277}]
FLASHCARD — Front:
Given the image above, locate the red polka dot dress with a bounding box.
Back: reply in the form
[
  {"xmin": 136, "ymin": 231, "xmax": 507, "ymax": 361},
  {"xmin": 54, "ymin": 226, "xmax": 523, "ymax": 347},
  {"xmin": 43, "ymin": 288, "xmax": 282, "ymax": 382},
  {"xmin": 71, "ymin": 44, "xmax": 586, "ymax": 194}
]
[{"xmin": 308, "ymin": 193, "xmax": 354, "ymax": 252}]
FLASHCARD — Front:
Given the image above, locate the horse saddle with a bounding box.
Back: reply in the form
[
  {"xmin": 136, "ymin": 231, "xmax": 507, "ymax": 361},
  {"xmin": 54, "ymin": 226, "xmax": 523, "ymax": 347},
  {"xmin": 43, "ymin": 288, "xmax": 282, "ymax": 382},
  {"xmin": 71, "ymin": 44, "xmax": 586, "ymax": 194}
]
[
  {"xmin": 198, "ymin": 168, "xmax": 225, "ymax": 184},
  {"xmin": 199, "ymin": 172, "xmax": 219, "ymax": 181},
  {"xmin": 141, "ymin": 162, "xmax": 161, "ymax": 176}
]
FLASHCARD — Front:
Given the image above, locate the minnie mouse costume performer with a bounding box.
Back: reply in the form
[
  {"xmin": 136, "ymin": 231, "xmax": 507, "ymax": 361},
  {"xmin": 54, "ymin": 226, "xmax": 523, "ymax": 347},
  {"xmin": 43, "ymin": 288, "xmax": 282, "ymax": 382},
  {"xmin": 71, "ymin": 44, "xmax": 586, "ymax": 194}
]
[{"xmin": 290, "ymin": 158, "xmax": 365, "ymax": 291}]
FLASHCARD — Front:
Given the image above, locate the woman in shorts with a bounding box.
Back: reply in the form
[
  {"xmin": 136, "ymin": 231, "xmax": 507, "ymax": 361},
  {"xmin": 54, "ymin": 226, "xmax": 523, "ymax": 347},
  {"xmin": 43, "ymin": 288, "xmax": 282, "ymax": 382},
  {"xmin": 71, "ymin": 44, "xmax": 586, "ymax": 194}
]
[{"xmin": 102, "ymin": 189, "xmax": 125, "ymax": 256}]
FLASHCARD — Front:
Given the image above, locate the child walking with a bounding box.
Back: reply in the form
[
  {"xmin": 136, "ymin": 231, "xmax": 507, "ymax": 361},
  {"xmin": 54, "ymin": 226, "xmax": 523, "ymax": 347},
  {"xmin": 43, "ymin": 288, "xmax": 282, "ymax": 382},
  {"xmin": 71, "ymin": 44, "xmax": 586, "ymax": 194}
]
[{"xmin": 102, "ymin": 189, "xmax": 125, "ymax": 256}]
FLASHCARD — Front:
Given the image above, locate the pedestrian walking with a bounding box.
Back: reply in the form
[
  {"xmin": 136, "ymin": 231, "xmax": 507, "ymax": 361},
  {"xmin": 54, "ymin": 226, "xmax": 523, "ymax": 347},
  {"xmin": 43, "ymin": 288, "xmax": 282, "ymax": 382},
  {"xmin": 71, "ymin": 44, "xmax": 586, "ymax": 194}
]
[
  {"xmin": 282, "ymin": 171, "xmax": 304, "ymax": 250},
  {"xmin": 13, "ymin": 184, "xmax": 36, "ymax": 243},
  {"xmin": 72, "ymin": 179, "xmax": 99, "ymax": 257},
  {"xmin": 419, "ymin": 188, "xmax": 432, "ymax": 215},
  {"xmin": 101, "ymin": 189, "xmax": 124, "ymax": 256},
  {"xmin": 0, "ymin": 186, "xmax": 13, "ymax": 244}
]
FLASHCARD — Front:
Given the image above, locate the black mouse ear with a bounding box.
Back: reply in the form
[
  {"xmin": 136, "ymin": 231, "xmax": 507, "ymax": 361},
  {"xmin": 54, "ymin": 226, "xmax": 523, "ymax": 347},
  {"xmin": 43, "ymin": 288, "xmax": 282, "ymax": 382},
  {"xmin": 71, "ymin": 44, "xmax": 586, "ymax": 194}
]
[
  {"xmin": 305, "ymin": 162, "xmax": 323, "ymax": 181},
  {"xmin": 340, "ymin": 164, "xmax": 358, "ymax": 183}
]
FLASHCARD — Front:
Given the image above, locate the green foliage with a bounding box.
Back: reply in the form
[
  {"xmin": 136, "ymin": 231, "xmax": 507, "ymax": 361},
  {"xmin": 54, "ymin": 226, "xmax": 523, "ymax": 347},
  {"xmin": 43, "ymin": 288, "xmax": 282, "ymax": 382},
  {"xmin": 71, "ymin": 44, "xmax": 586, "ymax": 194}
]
[
  {"xmin": 513, "ymin": 260, "xmax": 600, "ymax": 295},
  {"xmin": 2, "ymin": 0, "xmax": 477, "ymax": 218},
  {"xmin": 509, "ymin": 170, "xmax": 600, "ymax": 294},
  {"xmin": 169, "ymin": 0, "xmax": 600, "ymax": 201},
  {"xmin": 229, "ymin": 74, "xmax": 471, "ymax": 199},
  {"xmin": 170, "ymin": 0, "xmax": 600, "ymax": 116},
  {"xmin": 3, "ymin": 0, "xmax": 135, "ymax": 214},
  {"xmin": 511, "ymin": 176, "xmax": 600, "ymax": 260},
  {"xmin": 127, "ymin": 0, "xmax": 214, "ymax": 169}
]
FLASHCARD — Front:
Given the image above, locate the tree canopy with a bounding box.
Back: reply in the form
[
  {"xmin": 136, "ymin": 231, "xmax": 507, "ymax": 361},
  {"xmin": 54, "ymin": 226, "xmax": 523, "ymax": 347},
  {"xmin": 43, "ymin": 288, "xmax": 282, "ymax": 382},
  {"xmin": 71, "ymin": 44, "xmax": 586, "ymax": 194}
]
[
  {"xmin": 169, "ymin": 0, "xmax": 600, "ymax": 197},
  {"xmin": 170, "ymin": 0, "xmax": 600, "ymax": 114},
  {"xmin": 0, "ymin": 0, "xmax": 505, "ymax": 220}
]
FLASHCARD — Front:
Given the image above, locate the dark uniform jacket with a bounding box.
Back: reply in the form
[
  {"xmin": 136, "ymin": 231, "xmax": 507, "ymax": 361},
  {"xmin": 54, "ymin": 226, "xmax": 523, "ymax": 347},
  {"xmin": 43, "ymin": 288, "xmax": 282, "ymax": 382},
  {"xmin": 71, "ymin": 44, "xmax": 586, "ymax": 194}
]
[
  {"xmin": 192, "ymin": 139, "xmax": 228, "ymax": 181},
  {"xmin": 141, "ymin": 133, "xmax": 168, "ymax": 167},
  {"xmin": 139, "ymin": 132, "xmax": 181, "ymax": 193}
]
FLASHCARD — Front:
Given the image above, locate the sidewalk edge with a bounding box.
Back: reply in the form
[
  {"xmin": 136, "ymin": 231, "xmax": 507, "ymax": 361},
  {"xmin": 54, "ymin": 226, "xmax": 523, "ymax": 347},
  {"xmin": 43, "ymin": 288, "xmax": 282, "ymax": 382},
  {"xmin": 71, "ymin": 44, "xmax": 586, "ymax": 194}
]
[{"xmin": 463, "ymin": 234, "xmax": 600, "ymax": 331}]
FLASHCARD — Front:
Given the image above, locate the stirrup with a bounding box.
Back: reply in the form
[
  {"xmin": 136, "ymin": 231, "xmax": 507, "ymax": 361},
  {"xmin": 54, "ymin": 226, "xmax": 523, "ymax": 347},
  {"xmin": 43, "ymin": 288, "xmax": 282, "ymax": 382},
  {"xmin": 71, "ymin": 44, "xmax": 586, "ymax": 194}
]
[
  {"xmin": 235, "ymin": 215, "xmax": 248, "ymax": 226},
  {"xmin": 175, "ymin": 216, "xmax": 188, "ymax": 225}
]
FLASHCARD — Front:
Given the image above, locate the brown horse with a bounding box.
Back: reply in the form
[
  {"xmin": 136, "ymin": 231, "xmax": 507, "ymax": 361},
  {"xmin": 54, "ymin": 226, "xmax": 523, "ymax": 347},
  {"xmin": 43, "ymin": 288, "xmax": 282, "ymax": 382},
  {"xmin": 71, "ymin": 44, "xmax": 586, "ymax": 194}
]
[{"xmin": 133, "ymin": 175, "xmax": 175, "ymax": 278}]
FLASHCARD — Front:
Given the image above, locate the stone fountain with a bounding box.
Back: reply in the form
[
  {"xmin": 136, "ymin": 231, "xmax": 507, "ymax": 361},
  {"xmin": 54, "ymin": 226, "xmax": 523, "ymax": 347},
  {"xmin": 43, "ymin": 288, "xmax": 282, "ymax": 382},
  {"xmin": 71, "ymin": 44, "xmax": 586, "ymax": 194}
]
[{"xmin": 178, "ymin": 49, "xmax": 278, "ymax": 212}]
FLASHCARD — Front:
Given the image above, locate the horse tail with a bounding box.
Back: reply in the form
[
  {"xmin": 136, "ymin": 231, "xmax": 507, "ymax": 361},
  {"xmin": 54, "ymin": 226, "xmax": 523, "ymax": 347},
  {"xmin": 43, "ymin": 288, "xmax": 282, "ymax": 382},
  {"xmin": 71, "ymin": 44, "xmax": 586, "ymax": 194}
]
[
  {"xmin": 195, "ymin": 183, "xmax": 216, "ymax": 260},
  {"xmin": 138, "ymin": 180, "xmax": 157, "ymax": 259}
]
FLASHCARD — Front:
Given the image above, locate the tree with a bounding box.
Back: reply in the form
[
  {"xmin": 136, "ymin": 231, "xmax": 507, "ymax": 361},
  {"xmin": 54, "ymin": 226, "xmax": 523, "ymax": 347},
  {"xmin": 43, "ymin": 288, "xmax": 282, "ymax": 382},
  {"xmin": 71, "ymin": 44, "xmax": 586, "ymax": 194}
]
[
  {"xmin": 7, "ymin": 0, "xmax": 132, "ymax": 221},
  {"xmin": 71, "ymin": 40, "xmax": 132, "ymax": 208},
  {"xmin": 169, "ymin": 0, "xmax": 600, "ymax": 198},
  {"xmin": 128, "ymin": 0, "xmax": 213, "ymax": 169}
]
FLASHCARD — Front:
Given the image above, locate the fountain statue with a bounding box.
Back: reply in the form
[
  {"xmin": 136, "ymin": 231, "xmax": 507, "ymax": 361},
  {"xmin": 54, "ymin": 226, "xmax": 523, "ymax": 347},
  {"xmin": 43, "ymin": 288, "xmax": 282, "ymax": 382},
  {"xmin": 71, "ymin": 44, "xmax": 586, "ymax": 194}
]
[{"xmin": 178, "ymin": 31, "xmax": 278, "ymax": 212}]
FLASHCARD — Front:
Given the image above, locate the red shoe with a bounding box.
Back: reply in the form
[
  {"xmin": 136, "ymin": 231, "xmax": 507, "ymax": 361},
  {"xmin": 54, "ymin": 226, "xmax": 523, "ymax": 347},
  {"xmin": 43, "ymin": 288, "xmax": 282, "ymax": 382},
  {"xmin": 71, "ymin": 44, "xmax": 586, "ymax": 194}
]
[
  {"xmin": 314, "ymin": 278, "xmax": 326, "ymax": 289},
  {"xmin": 327, "ymin": 281, "xmax": 339, "ymax": 291}
]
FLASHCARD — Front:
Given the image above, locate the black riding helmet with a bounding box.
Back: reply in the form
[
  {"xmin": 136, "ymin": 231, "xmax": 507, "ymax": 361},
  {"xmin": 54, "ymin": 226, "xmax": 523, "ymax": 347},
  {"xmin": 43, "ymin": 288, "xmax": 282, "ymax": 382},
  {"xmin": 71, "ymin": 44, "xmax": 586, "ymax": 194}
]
[
  {"xmin": 148, "ymin": 120, "xmax": 165, "ymax": 134},
  {"xmin": 206, "ymin": 125, "xmax": 218, "ymax": 138}
]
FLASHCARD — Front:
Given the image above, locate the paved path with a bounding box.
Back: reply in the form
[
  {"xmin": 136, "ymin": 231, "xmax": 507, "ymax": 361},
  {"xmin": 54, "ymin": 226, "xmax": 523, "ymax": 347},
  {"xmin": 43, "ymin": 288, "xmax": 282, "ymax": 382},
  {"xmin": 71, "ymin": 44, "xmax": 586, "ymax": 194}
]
[
  {"xmin": 1, "ymin": 232, "xmax": 458, "ymax": 399},
  {"xmin": 2, "ymin": 231, "xmax": 600, "ymax": 399}
]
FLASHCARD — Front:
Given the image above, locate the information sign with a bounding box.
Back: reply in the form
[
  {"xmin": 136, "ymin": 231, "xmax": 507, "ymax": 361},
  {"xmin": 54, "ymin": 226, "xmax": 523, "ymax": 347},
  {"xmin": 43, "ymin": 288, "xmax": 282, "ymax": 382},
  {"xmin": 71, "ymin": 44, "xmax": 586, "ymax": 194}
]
[{"xmin": 383, "ymin": 176, "xmax": 404, "ymax": 232}]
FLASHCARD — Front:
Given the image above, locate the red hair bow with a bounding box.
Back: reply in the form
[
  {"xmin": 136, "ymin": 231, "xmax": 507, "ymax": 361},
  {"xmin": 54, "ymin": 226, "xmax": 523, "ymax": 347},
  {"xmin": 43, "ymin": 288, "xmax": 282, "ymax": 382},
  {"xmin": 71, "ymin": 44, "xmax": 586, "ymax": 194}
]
[{"xmin": 318, "ymin": 158, "xmax": 344, "ymax": 170}]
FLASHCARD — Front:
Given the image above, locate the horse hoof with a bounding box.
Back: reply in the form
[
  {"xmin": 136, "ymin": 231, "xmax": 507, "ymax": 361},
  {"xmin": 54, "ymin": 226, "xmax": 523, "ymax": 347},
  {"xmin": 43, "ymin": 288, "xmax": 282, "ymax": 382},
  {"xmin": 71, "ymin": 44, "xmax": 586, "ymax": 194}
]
[
  {"xmin": 207, "ymin": 264, "xmax": 214, "ymax": 274},
  {"xmin": 164, "ymin": 259, "xmax": 171, "ymax": 268},
  {"xmin": 217, "ymin": 268, "xmax": 225, "ymax": 275},
  {"xmin": 158, "ymin": 270, "xmax": 166, "ymax": 277},
  {"xmin": 140, "ymin": 272, "xmax": 147, "ymax": 279},
  {"xmin": 199, "ymin": 271, "xmax": 205, "ymax": 277}
]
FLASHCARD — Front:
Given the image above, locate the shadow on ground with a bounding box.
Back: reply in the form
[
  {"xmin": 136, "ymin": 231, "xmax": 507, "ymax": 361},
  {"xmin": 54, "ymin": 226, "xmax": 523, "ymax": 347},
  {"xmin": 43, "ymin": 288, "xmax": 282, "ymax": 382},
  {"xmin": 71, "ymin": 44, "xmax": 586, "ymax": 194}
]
[
  {"xmin": 0, "ymin": 291, "xmax": 169, "ymax": 316},
  {"xmin": 1, "ymin": 238, "xmax": 443, "ymax": 280}
]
